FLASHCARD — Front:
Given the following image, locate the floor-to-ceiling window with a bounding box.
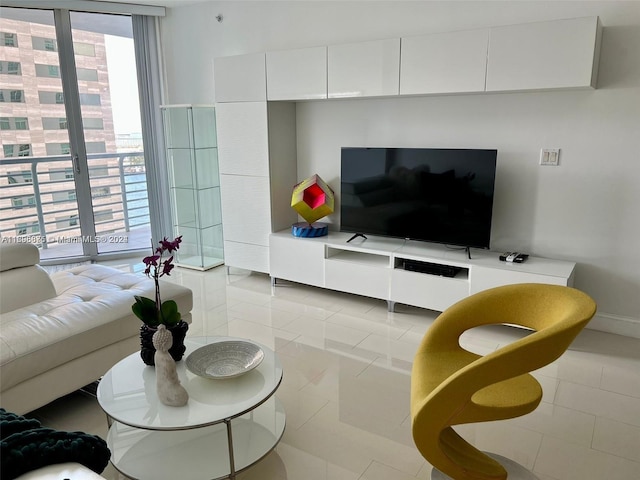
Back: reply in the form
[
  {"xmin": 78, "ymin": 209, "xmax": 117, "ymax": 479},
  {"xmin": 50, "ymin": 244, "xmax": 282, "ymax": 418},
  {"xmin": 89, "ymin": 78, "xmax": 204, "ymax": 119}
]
[{"xmin": 0, "ymin": 5, "xmax": 161, "ymax": 261}]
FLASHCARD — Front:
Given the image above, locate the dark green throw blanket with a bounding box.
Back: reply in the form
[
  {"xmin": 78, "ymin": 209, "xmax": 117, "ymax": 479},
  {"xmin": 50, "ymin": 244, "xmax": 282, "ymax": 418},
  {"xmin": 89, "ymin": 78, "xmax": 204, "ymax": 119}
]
[{"xmin": 0, "ymin": 408, "xmax": 110, "ymax": 479}]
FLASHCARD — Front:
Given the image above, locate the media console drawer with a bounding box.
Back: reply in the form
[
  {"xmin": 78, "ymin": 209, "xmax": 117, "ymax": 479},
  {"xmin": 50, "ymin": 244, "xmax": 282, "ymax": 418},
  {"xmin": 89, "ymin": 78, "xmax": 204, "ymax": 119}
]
[
  {"xmin": 391, "ymin": 268, "xmax": 469, "ymax": 312},
  {"xmin": 324, "ymin": 255, "xmax": 391, "ymax": 300}
]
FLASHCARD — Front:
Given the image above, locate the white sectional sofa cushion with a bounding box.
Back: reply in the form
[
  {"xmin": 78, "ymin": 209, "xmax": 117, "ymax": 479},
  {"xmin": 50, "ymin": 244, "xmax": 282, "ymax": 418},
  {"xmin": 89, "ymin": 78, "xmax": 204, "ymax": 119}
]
[{"xmin": 0, "ymin": 243, "xmax": 193, "ymax": 415}]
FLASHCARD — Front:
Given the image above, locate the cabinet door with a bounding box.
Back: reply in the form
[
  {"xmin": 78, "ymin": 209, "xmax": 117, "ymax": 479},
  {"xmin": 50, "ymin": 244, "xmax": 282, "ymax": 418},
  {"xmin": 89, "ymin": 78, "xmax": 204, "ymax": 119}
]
[
  {"xmin": 216, "ymin": 102, "xmax": 269, "ymax": 177},
  {"xmin": 328, "ymin": 38, "xmax": 400, "ymax": 98},
  {"xmin": 391, "ymin": 269, "xmax": 469, "ymax": 312},
  {"xmin": 224, "ymin": 240, "xmax": 270, "ymax": 274},
  {"xmin": 269, "ymin": 233, "xmax": 325, "ymax": 287},
  {"xmin": 214, "ymin": 53, "xmax": 266, "ymax": 102},
  {"xmin": 219, "ymin": 174, "xmax": 271, "ymax": 246},
  {"xmin": 400, "ymin": 29, "xmax": 489, "ymax": 95},
  {"xmin": 266, "ymin": 46, "xmax": 327, "ymax": 100},
  {"xmin": 486, "ymin": 17, "xmax": 601, "ymax": 92}
]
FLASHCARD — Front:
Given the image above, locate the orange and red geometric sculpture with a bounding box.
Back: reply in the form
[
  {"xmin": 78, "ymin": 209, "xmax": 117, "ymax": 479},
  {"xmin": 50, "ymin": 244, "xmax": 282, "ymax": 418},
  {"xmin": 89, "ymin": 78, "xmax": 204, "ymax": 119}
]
[{"xmin": 291, "ymin": 174, "xmax": 334, "ymax": 237}]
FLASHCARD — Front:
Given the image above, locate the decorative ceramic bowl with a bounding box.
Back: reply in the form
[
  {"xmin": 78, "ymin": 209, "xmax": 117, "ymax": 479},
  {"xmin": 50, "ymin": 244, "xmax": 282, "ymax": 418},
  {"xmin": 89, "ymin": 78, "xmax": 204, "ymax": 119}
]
[{"xmin": 186, "ymin": 340, "xmax": 264, "ymax": 379}]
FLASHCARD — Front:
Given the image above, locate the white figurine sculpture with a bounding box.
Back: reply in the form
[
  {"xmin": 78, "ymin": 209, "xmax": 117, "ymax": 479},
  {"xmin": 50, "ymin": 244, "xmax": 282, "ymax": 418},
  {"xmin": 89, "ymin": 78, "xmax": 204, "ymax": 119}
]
[{"xmin": 152, "ymin": 325, "xmax": 189, "ymax": 407}]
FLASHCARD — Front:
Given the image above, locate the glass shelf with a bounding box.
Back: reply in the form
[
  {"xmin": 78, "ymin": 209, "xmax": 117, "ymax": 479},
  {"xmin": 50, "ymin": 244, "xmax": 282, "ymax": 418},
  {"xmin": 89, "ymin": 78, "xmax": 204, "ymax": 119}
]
[{"xmin": 162, "ymin": 105, "xmax": 224, "ymax": 270}]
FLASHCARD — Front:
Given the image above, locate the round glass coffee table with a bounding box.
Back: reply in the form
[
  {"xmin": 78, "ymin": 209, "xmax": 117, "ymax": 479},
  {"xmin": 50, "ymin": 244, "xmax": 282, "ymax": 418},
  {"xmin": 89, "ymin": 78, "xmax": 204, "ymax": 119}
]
[{"xmin": 97, "ymin": 336, "xmax": 285, "ymax": 480}]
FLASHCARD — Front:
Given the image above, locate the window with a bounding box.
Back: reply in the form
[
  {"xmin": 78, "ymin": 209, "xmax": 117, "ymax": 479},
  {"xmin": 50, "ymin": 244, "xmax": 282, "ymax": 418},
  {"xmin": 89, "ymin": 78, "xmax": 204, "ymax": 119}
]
[
  {"xmin": 45, "ymin": 143, "xmax": 71, "ymax": 155},
  {"xmin": 56, "ymin": 215, "xmax": 79, "ymax": 229},
  {"xmin": 85, "ymin": 142, "xmax": 106, "ymax": 154},
  {"xmin": 16, "ymin": 222, "xmax": 39, "ymax": 236},
  {"xmin": 42, "ymin": 117, "xmax": 68, "ymax": 130},
  {"xmin": 56, "ymin": 215, "xmax": 78, "ymax": 230},
  {"xmin": 91, "ymin": 164, "xmax": 109, "ymax": 176},
  {"xmin": 11, "ymin": 195, "xmax": 36, "ymax": 207},
  {"xmin": 92, "ymin": 186, "xmax": 111, "ymax": 198},
  {"xmin": 0, "ymin": 61, "xmax": 21, "ymax": 75},
  {"xmin": 76, "ymin": 68, "xmax": 98, "ymax": 82},
  {"xmin": 2, "ymin": 33, "xmax": 17, "ymax": 47},
  {"xmin": 38, "ymin": 91, "xmax": 65, "ymax": 104},
  {"xmin": 79, "ymin": 93, "xmax": 101, "ymax": 106},
  {"xmin": 35, "ymin": 64, "xmax": 60, "ymax": 78},
  {"xmin": 32, "ymin": 37, "xmax": 57, "ymax": 52},
  {"xmin": 1, "ymin": 90, "xmax": 24, "ymax": 102},
  {"xmin": 15, "ymin": 117, "xmax": 28, "ymax": 130},
  {"xmin": 73, "ymin": 42, "xmax": 95, "ymax": 56},
  {"xmin": 49, "ymin": 167, "xmax": 74, "ymax": 181},
  {"xmin": 82, "ymin": 118, "xmax": 103, "ymax": 130},
  {"xmin": 94, "ymin": 209, "xmax": 113, "ymax": 222},
  {"xmin": 0, "ymin": 117, "xmax": 29, "ymax": 130},
  {"xmin": 7, "ymin": 170, "xmax": 33, "ymax": 184},
  {"xmin": 18, "ymin": 144, "xmax": 31, "ymax": 157},
  {"xmin": 3, "ymin": 144, "xmax": 32, "ymax": 158}
]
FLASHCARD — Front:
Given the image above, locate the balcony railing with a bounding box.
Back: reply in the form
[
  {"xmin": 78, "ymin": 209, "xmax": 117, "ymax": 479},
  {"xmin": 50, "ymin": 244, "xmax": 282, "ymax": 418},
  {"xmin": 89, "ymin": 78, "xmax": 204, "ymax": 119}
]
[{"xmin": 0, "ymin": 152, "xmax": 151, "ymax": 259}]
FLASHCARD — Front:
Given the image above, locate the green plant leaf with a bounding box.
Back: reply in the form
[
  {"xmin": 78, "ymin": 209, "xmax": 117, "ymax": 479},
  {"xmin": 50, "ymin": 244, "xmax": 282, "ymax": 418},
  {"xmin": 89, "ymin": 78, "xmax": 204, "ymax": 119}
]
[
  {"xmin": 160, "ymin": 299, "xmax": 181, "ymax": 326},
  {"xmin": 132, "ymin": 295, "xmax": 160, "ymax": 326}
]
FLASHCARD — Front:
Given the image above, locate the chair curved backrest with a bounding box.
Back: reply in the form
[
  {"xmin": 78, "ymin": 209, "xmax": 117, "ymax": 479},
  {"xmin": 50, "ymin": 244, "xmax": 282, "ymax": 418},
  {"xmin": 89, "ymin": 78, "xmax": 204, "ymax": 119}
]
[{"xmin": 411, "ymin": 283, "xmax": 597, "ymax": 480}]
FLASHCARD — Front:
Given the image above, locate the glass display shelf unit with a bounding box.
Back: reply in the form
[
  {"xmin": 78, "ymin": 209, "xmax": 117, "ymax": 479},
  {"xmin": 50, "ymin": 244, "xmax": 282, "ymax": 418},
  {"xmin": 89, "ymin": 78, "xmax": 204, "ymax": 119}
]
[{"xmin": 162, "ymin": 105, "xmax": 224, "ymax": 270}]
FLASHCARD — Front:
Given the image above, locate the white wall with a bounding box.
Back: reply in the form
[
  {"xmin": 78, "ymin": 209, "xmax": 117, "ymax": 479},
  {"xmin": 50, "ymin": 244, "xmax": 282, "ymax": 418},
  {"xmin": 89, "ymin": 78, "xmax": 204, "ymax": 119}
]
[{"xmin": 160, "ymin": 1, "xmax": 640, "ymax": 336}]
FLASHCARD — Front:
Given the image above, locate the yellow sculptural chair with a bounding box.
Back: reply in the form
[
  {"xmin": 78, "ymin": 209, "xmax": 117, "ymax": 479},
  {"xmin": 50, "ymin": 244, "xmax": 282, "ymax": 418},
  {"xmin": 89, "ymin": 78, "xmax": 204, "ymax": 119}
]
[{"xmin": 411, "ymin": 283, "xmax": 597, "ymax": 480}]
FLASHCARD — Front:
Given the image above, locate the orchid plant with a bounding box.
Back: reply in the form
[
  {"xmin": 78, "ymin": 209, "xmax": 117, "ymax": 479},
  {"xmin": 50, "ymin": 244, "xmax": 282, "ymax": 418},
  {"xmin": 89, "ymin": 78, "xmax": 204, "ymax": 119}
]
[{"xmin": 132, "ymin": 236, "xmax": 183, "ymax": 327}]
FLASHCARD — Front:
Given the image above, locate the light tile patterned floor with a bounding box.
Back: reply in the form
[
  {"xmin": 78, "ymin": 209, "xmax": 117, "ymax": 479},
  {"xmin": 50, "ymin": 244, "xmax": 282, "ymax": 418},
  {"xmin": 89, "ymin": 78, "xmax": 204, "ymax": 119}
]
[{"xmin": 30, "ymin": 261, "xmax": 640, "ymax": 480}]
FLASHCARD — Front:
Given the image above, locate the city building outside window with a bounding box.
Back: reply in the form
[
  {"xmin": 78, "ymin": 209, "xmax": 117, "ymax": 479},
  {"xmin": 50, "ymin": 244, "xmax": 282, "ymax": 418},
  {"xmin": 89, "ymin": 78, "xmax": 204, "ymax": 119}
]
[
  {"xmin": 3, "ymin": 144, "xmax": 32, "ymax": 157},
  {"xmin": 83, "ymin": 118, "xmax": 103, "ymax": 129},
  {"xmin": 42, "ymin": 117, "xmax": 69, "ymax": 130},
  {"xmin": 11, "ymin": 195, "xmax": 36, "ymax": 208},
  {"xmin": 74, "ymin": 42, "xmax": 95, "ymax": 56},
  {"xmin": 0, "ymin": 61, "xmax": 22, "ymax": 75},
  {"xmin": 18, "ymin": 144, "xmax": 31, "ymax": 156},
  {"xmin": 35, "ymin": 64, "xmax": 60, "ymax": 78},
  {"xmin": 15, "ymin": 117, "xmax": 28, "ymax": 130},
  {"xmin": 7, "ymin": 170, "xmax": 33, "ymax": 184},
  {"xmin": 45, "ymin": 143, "xmax": 71, "ymax": 155},
  {"xmin": 16, "ymin": 221, "xmax": 39, "ymax": 236},
  {"xmin": 79, "ymin": 93, "xmax": 100, "ymax": 106},
  {"xmin": 92, "ymin": 186, "xmax": 111, "ymax": 198},
  {"xmin": 77, "ymin": 67, "xmax": 98, "ymax": 81},
  {"xmin": 2, "ymin": 32, "xmax": 17, "ymax": 47},
  {"xmin": 0, "ymin": 117, "xmax": 29, "ymax": 130},
  {"xmin": 4, "ymin": 90, "xmax": 24, "ymax": 102}
]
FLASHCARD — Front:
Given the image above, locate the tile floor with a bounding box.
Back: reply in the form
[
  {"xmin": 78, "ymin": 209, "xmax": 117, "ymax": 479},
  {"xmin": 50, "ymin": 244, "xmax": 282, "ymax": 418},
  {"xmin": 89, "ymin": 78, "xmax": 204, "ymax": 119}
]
[{"xmin": 30, "ymin": 261, "xmax": 640, "ymax": 480}]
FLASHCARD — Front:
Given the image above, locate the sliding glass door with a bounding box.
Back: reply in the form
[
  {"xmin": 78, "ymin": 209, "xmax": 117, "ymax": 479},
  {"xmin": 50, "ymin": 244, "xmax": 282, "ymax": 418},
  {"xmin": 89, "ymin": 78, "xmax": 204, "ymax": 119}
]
[{"xmin": 0, "ymin": 6, "xmax": 152, "ymax": 260}]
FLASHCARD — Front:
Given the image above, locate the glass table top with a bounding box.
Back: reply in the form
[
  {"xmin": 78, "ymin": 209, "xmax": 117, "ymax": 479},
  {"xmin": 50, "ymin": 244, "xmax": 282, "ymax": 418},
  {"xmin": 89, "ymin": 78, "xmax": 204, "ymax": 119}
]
[{"xmin": 97, "ymin": 336, "xmax": 283, "ymax": 430}]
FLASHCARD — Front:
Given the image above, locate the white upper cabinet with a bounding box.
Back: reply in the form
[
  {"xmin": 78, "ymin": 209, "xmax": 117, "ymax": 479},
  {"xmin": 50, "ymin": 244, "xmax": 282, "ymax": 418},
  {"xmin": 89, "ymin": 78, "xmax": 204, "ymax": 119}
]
[
  {"xmin": 328, "ymin": 38, "xmax": 400, "ymax": 98},
  {"xmin": 214, "ymin": 53, "xmax": 266, "ymax": 103},
  {"xmin": 216, "ymin": 102, "xmax": 269, "ymax": 177},
  {"xmin": 400, "ymin": 28, "xmax": 489, "ymax": 95},
  {"xmin": 266, "ymin": 46, "xmax": 327, "ymax": 100},
  {"xmin": 486, "ymin": 17, "xmax": 602, "ymax": 92}
]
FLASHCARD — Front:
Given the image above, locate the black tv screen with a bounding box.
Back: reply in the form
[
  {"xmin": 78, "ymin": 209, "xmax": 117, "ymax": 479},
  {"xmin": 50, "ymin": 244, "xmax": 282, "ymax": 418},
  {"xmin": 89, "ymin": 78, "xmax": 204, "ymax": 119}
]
[{"xmin": 340, "ymin": 147, "xmax": 497, "ymax": 249}]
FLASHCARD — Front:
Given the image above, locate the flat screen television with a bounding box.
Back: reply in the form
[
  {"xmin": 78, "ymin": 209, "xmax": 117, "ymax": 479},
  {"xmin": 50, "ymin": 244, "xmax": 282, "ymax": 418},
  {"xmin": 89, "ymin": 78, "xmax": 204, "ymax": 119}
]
[{"xmin": 340, "ymin": 147, "xmax": 497, "ymax": 249}]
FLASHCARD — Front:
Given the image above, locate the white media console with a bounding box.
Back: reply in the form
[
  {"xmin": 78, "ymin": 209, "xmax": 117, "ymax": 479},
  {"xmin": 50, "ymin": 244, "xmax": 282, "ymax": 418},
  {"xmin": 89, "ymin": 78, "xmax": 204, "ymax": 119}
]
[{"xmin": 269, "ymin": 230, "xmax": 576, "ymax": 312}]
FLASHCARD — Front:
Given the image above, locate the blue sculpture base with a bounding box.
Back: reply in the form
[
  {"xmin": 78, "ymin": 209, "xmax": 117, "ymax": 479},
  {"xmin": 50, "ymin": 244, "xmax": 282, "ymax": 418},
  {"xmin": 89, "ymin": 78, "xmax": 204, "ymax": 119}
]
[{"xmin": 291, "ymin": 222, "xmax": 329, "ymax": 238}]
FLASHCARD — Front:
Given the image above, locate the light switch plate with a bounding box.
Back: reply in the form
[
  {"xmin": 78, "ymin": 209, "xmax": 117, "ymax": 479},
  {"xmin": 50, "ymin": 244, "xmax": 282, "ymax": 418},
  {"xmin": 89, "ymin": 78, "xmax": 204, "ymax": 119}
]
[{"xmin": 540, "ymin": 148, "xmax": 560, "ymax": 166}]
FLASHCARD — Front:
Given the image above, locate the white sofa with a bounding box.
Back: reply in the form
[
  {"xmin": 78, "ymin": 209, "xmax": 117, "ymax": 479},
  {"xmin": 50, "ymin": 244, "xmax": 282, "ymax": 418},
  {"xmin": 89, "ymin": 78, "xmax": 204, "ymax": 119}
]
[{"xmin": 0, "ymin": 242, "xmax": 193, "ymax": 415}]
